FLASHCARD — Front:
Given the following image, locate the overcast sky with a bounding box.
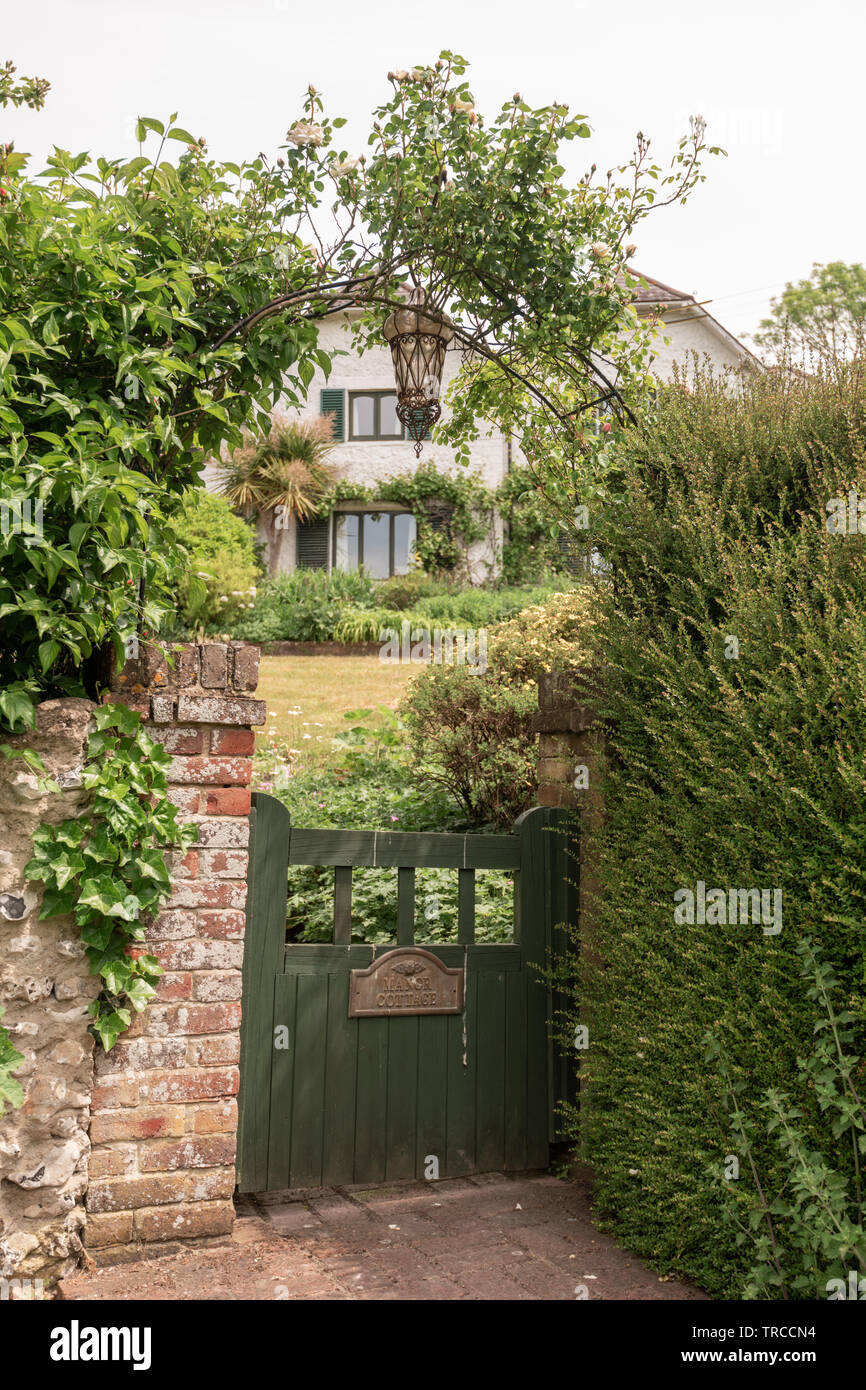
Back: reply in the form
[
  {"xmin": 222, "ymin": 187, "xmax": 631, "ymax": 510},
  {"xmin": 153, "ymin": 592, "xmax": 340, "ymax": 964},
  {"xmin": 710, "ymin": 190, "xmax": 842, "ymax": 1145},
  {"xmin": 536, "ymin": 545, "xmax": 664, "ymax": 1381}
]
[{"xmin": 4, "ymin": 0, "xmax": 864, "ymax": 342}]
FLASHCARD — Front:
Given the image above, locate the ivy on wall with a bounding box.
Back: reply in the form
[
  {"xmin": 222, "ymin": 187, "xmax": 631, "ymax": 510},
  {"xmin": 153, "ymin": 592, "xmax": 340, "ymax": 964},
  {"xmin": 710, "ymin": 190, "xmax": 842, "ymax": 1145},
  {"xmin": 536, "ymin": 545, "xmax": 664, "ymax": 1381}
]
[
  {"xmin": 494, "ymin": 466, "xmax": 575, "ymax": 584},
  {"xmin": 23, "ymin": 704, "xmax": 193, "ymax": 1051},
  {"xmin": 0, "ymin": 1007, "xmax": 24, "ymax": 1115}
]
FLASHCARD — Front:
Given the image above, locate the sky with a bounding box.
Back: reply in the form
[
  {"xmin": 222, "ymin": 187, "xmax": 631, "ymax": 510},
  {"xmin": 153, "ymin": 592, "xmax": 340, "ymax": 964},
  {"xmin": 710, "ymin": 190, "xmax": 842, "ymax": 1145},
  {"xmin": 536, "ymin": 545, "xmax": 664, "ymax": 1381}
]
[{"xmin": 4, "ymin": 0, "xmax": 865, "ymax": 344}]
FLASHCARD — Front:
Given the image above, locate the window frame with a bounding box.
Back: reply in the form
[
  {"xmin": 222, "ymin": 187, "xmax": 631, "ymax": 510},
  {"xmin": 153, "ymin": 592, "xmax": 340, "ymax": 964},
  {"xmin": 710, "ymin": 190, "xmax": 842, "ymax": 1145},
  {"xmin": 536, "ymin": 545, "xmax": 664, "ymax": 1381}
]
[
  {"xmin": 347, "ymin": 390, "xmax": 405, "ymax": 442},
  {"xmin": 332, "ymin": 509, "xmax": 417, "ymax": 578}
]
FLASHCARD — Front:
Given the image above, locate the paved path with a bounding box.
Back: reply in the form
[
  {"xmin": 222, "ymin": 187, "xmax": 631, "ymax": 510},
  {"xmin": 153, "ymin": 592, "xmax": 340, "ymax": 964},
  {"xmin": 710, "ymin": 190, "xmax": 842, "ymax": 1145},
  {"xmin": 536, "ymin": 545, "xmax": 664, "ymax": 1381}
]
[{"xmin": 60, "ymin": 1170, "xmax": 707, "ymax": 1301}]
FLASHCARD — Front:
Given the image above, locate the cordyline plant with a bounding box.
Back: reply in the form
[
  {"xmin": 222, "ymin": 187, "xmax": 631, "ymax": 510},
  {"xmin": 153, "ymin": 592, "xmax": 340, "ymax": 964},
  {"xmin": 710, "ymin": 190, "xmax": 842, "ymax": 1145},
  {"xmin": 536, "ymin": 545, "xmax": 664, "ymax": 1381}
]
[{"xmin": 214, "ymin": 414, "xmax": 337, "ymax": 576}]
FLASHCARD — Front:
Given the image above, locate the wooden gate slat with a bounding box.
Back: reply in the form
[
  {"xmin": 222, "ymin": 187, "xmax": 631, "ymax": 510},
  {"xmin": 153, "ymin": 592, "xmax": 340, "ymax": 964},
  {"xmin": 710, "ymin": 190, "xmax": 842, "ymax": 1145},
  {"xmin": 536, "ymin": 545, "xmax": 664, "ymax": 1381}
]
[
  {"xmin": 384, "ymin": 1015, "xmax": 419, "ymax": 1180},
  {"xmin": 397, "ymin": 867, "xmax": 415, "ymax": 945},
  {"xmin": 289, "ymin": 973, "xmax": 328, "ymax": 1186},
  {"xmin": 353, "ymin": 1016, "xmax": 389, "ymax": 1184},
  {"xmin": 236, "ymin": 794, "xmax": 291, "ymax": 1193},
  {"xmin": 333, "ymin": 866, "xmax": 352, "ymax": 945},
  {"xmin": 267, "ymin": 973, "xmax": 297, "ymax": 1191},
  {"xmin": 445, "ymin": 964, "xmax": 477, "ymax": 1176},
  {"xmin": 415, "ymin": 1015, "xmax": 448, "ymax": 1180},
  {"xmin": 475, "ymin": 967, "xmax": 507, "ymax": 1171},
  {"xmin": 321, "ymin": 969, "xmax": 358, "ymax": 1185},
  {"xmin": 289, "ymin": 827, "xmax": 520, "ymax": 869},
  {"xmin": 504, "ymin": 969, "xmax": 529, "ymax": 1171},
  {"xmin": 518, "ymin": 807, "xmax": 553, "ymax": 1169},
  {"xmin": 457, "ymin": 868, "xmax": 475, "ymax": 944}
]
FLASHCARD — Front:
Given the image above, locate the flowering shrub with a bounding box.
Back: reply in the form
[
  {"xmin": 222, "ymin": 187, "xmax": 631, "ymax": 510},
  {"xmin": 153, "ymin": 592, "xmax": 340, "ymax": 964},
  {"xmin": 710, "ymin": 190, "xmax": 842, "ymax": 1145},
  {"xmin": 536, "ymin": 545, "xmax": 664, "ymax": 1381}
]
[{"xmin": 401, "ymin": 586, "xmax": 595, "ymax": 827}]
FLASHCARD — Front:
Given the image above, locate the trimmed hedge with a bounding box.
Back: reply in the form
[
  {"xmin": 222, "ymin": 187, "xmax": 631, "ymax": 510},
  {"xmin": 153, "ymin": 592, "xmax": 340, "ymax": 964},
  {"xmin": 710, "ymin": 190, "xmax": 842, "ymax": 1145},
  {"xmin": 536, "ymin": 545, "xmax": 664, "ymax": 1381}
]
[{"xmin": 571, "ymin": 358, "xmax": 866, "ymax": 1298}]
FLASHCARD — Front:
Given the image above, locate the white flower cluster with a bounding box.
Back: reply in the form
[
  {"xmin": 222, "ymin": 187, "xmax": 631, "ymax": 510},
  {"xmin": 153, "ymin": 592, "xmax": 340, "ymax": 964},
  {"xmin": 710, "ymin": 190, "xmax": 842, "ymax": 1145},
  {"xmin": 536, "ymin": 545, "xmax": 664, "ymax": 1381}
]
[{"xmin": 218, "ymin": 585, "xmax": 257, "ymax": 609}]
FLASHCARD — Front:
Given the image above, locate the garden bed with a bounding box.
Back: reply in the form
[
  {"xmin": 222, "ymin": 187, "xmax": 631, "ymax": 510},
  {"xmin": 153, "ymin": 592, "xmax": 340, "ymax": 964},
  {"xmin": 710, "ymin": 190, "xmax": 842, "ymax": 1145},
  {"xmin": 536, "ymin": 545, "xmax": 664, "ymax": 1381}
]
[{"xmin": 259, "ymin": 640, "xmax": 382, "ymax": 656}]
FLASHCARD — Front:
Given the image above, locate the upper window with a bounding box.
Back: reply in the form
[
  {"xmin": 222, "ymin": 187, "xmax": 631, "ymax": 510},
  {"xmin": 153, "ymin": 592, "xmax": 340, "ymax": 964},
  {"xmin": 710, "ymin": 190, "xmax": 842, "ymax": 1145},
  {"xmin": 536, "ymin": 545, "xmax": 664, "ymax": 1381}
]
[{"xmin": 349, "ymin": 391, "xmax": 404, "ymax": 441}]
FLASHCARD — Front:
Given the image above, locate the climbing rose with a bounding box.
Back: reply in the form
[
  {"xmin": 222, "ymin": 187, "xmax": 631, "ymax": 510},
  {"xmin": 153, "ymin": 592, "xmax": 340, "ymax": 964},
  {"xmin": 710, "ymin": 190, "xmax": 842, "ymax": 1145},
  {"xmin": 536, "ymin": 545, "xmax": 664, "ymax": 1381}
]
[{"xmin": 287, "ymin": 121, "xmax": 324, "ymax": 147}]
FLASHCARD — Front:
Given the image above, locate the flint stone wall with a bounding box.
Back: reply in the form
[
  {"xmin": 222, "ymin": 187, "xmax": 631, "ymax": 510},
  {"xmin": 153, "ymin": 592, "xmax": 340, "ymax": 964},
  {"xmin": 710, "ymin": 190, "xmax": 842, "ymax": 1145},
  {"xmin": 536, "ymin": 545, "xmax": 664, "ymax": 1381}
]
[{"xmin": 0, "ymin": 699, "xmax": 100, "ymax": 1283}]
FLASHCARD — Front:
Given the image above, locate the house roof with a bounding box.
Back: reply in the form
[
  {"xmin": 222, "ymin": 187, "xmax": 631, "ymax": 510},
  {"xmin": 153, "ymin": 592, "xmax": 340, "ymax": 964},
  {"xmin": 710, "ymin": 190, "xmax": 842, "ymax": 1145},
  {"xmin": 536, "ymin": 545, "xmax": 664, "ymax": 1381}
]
[
  {"xmin": 626, "ymin": 270, "xmax": 695, "ymax": 306},
  {"xmin": 625, "ymin": 266, "xmax": 755, "ymax": 362},
  {"xmin": 328, "ymin": 268, "xmax": 754, "ymax": 362}
]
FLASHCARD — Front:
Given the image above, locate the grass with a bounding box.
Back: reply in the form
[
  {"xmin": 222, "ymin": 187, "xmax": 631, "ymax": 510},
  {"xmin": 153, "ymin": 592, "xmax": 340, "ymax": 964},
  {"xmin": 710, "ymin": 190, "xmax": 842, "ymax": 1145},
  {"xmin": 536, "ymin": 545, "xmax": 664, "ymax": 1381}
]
[{"xmin": 254, "ymin": 653, "xmax": 420, "ymax": 776}]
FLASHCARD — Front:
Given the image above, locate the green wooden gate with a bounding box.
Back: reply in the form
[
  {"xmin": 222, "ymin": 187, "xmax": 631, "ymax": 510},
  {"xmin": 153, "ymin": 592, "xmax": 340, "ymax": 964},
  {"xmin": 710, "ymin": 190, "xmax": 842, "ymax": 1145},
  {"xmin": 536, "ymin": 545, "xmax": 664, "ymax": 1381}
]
[{"xmin": 236, "ymin": 793, "xmax": 576, "ymax": 1192}]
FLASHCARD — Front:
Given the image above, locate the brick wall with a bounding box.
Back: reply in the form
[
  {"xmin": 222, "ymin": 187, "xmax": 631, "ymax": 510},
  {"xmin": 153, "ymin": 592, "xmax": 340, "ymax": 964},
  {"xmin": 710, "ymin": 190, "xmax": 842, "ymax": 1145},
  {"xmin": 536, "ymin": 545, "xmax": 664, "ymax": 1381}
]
[{"xmin": 85, "ymin": 642, "xmax": 264, "ymax": 1263}]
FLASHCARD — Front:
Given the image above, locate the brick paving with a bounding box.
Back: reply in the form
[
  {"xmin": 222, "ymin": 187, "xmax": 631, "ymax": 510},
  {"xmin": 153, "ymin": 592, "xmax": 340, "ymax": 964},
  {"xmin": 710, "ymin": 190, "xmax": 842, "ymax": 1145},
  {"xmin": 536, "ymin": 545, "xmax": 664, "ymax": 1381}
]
[{"xmin": 60, "ymin": 1170, "xmax": 707, "ymax": 1301}]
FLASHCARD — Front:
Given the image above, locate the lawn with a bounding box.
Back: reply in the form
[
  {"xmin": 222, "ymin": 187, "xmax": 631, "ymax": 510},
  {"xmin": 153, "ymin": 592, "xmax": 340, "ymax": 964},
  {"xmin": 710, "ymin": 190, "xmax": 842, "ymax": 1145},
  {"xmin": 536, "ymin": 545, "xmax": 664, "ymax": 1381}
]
[{"xmin": 254, "ymin": 653, "xmax": 420, "ymax": 777}]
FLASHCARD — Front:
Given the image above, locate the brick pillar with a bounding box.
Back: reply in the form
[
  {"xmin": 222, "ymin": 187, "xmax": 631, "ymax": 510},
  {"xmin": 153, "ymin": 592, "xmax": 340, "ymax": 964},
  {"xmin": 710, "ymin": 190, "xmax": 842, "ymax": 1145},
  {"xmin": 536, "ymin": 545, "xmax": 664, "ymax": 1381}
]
[
  {"xmin": 85, "ymin": 642, "xmax": 264, "ymax": 1262},
  {"xmin": 531, "ymin": 670, "xmax": 603, "ymax": 951}
]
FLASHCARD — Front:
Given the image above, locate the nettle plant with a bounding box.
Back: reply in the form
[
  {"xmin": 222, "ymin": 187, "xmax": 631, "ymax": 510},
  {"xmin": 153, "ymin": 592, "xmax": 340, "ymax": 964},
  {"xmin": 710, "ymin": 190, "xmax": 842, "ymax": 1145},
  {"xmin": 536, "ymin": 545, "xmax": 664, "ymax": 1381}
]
[{"xmin": 23, "ymin": 705, "xmax": 194, "ymax": 1050}]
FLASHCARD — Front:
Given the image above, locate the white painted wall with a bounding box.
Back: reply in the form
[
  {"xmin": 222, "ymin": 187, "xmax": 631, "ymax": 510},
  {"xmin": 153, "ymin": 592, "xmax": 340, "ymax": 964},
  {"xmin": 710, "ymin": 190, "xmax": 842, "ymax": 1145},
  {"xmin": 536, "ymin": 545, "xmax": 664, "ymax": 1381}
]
[
  {"xmin": 204, "ymin": 300, "xmax": 748, "ymax": 579},
  {"xmin": 640, "ymin": 306, "xmax": 749, "ymax": 381}
]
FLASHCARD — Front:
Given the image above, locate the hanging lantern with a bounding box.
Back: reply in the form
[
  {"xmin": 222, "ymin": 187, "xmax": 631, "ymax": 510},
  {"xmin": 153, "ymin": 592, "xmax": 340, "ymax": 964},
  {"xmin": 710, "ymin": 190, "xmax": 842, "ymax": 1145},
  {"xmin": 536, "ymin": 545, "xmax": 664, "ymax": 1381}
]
[{"xmin": 383, "ymin": 287, "xmax": 454, "ymax": 457}]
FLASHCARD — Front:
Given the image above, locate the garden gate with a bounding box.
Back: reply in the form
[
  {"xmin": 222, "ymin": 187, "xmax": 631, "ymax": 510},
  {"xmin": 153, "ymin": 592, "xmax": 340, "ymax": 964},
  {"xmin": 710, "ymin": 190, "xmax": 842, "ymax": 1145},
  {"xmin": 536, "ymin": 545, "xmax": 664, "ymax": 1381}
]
[{"xmin": 236, "ymin": 793, "xmax": 577, "ymax": 1192}]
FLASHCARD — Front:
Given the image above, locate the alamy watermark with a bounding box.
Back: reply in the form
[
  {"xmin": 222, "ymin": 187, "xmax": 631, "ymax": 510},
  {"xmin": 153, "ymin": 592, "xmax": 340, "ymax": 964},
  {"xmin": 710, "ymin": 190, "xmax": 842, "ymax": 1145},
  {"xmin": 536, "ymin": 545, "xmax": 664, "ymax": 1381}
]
[
  {"xmin": 826, "ymin": 490, "xmax": 866, "ymax": 534},
  {"xmin": 673, "ymin": 880, "xmax": 782, "ymax": 936},
  {"xmin": 379, "ymin": 620, "xmax": 487, "ymax": 674},
  {"xmin": 1, "ymin": 496, "xmax": 44, "ymax": 541},
  {"xmin": 826, "ymin": 1271, "xmax": 866, "ymax": 1299},
  {"xmin": 1, "ymin": 1277, "xmax": 44, "ymax": 1300}
]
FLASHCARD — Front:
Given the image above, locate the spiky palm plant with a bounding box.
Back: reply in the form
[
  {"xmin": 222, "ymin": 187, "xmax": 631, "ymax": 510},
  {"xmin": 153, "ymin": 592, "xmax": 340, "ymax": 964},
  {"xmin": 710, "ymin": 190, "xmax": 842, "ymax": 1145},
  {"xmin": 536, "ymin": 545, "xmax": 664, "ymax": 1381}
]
[{"xmin": 215, "ymin": 413, "xmax": 336, "ymax": 575}]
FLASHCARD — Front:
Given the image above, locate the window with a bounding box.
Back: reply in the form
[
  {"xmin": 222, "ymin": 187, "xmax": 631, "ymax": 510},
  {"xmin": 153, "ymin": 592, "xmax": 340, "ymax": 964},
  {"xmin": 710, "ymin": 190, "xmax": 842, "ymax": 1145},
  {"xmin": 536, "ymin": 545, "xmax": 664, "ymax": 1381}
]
[
  {"xmin": 333, "ymin": 513, "xmax": 359, "ymax": 571},
  {"xmin": 333, "ymin": 511, "xmax": 417, "ymax": 577},
  {"xmin": 349, "ymin": 391, "xmax": 405, "ymax": 441}
]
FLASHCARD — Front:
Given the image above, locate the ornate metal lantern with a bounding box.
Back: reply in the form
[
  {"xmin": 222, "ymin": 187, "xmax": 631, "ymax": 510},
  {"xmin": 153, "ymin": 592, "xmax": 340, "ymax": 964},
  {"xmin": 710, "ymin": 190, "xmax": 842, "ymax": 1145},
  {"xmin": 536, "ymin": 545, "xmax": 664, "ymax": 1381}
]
[{"xmin": 383, "ymin": 287, "xmax": 454, "ymax": 456}]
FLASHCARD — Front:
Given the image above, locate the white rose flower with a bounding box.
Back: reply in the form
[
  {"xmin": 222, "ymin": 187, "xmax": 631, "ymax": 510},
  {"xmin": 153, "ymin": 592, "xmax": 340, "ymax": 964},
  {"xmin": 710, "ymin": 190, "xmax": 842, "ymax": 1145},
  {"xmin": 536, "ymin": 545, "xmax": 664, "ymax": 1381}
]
[
  {"xmin": 591, "ymin": 242, "xmax": 612, "ymax": 260},
  {"xmin": 287, "ymin": 121, "xmax": 324, "ymax": 148},
  {"xmin": 452, "ymin": 98, "xmax": 475, "ymax": 115},
  {"xmin": 330, "ymin": 156, "xmax": 360, "ymax": 176}
]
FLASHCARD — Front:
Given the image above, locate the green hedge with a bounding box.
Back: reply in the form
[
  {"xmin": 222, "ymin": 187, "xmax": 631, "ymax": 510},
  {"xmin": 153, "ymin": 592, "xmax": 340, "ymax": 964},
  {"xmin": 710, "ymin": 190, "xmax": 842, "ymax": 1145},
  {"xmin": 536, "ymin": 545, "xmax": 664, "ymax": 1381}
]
[{"xmin": 572, "ymin": 359, "xmax": 866, "ymax": 1298}]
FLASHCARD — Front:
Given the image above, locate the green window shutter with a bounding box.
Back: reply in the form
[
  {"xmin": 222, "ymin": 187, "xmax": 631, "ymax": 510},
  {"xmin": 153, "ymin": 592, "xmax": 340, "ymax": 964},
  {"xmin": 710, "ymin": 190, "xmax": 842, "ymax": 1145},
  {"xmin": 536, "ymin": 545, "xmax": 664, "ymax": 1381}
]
[
  {"xmin": 320, "ymin": 388, "xmax": 345, "ymax": 442},
  {"xmin": 296, "ymin": 517, "xmax": 331, "ymax": 570}
]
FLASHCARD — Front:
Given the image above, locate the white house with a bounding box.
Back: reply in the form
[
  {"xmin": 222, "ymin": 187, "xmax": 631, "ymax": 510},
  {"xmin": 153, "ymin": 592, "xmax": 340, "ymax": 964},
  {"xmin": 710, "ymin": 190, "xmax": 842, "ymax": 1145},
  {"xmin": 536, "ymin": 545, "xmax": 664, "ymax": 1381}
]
[{"xmin": 207, "ymin": 272, "xmax": 751, "ymax": 579}]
